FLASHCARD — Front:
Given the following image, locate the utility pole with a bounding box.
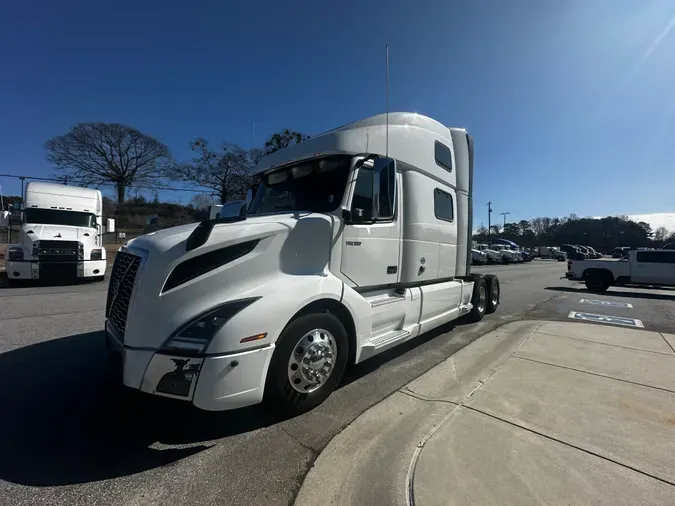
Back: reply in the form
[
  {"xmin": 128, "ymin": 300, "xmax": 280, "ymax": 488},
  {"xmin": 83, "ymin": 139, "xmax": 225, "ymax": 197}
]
[
  {"xmin": 487, "ymin": 201, "xmax": 492, "ymax": 243},
  {"xmin": 500, "ymin": 211, "xmax": 511, "ymax": 228}
]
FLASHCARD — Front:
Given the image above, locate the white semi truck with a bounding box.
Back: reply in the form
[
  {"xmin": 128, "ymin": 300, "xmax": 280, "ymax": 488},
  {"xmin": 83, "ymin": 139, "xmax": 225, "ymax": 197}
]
[
  {"xmin": 105, "ymin": 112, "xmax": 501, "ymax": 415},
  {"xmin": 6, "ymin": 182, "xmax": 115, "ymax": 283}
]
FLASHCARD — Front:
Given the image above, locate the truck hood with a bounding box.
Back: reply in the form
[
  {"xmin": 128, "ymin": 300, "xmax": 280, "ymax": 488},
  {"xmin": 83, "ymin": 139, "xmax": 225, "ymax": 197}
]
[
  {"xmin": 125, "ymin": 213, "xmax": 337, "ymax": 257},
  {"xmin": 22, "ymin": 223, "xmax": 96, "ymax": 242},
  {"xmin": 120, "ymin": 213, "xmax": 338, "ymax": 349}
]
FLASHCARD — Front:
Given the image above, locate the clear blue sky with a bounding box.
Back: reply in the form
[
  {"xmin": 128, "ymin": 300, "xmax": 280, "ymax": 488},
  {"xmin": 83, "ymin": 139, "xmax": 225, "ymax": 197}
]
[{"xmin": 1, "ymin": 0, "xmax": 674, "ymax": 226}]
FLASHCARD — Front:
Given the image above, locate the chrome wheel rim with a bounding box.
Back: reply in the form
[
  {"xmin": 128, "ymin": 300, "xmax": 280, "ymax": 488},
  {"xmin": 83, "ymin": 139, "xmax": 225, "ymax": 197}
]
[
  {"xmin": 288, "ymin": 328, "xmax": 337, "ymax": 393},
  {"xmin": 491, "ymin": 282, "xmax": 499, "ymax": 307},
  {"xmin": 478, "ymin": 285, "xmax": 487, "ymax": 313}
]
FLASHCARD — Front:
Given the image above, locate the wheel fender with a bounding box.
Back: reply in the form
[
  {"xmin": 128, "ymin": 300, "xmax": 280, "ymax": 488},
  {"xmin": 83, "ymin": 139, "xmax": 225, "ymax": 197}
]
[
  {"xmin": 205, "ymin": 274, "xmax": 349, "ymax": 355},
  {"xmin": 582, "ymin": 268, "xmax": 614, "ymax": 281}
]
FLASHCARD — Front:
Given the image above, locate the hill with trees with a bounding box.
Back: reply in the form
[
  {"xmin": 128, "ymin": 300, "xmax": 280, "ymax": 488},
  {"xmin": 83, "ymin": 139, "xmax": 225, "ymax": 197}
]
[{"xmin": 473, "ymin": 215, "xmax": 674, "ymax": 252}]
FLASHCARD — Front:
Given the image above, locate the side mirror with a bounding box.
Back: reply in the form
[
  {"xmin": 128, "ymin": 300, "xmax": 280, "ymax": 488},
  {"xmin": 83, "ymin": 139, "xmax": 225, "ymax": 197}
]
[
  {"xmin": 106, "ymin": 218, "xmax": 116, "ymax": 234},
  {"xmin": 372, "ymin": 157, "xmax": 396, "ymax": 220},
  {"xmin": 239, "ymin": 203, "xmax": 246, "ymax": 217}
]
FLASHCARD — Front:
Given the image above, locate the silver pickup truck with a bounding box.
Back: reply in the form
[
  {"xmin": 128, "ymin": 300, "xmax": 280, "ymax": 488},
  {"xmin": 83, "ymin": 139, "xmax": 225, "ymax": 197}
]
[{"xmin": 565, "ymin": 249, "xmax": 675, "ymax": 292}]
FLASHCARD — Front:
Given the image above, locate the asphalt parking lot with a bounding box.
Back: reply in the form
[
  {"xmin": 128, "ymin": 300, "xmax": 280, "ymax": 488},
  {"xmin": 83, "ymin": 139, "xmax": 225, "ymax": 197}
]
[{"xmin": 1, "ymin": 259, "xmax": 673, "ymax": 506}]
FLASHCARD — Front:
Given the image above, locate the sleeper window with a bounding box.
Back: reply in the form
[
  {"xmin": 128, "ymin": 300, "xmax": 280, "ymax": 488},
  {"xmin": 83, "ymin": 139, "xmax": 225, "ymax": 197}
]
[
  {"xmin": 435, "ymin": 141, "xmax": 452, "ymax": 172},
  {"xmin": 434, "ymin": 189, "xmax": 454, "ymax": 222}
]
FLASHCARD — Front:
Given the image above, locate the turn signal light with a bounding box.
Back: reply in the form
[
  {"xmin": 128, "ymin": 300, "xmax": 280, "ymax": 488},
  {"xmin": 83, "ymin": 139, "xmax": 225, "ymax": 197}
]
[{"xmin": 240, "ymin": 333, "xmax": 267, "ymax": 343}]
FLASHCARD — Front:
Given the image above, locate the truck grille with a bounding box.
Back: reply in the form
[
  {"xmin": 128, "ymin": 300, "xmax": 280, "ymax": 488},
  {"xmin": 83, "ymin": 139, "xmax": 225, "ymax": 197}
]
[
  {"xmin": 106, "ymin": 251, "xmax": 141, "ymax": 339},
  {"xmin": 38, "ymin": 240, "xmax": 79, "ymax": 263}
]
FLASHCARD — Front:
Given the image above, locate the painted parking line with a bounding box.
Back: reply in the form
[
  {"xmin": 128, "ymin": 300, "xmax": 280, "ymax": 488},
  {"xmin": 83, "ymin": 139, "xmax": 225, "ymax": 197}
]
[
  {"xmin": 579, "ymin": 299, "xmax": 633, "ymax": 309},
  {"xmin": 568, "ymin": 311, "xmax": 644, "ymax": 328}
]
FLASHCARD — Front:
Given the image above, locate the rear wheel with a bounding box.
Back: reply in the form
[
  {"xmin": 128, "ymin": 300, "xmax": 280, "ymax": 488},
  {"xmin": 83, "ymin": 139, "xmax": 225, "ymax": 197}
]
[
  {"xmin": 468, "ymin": 278, "xmax": 488, "ymax": 322},
  {"xmin": 264, "ymin": 312, "xmax": 349, "ymax": 416},
  {"xmin": 584, "ymin": 271, "xmax": 610, "ymax": 293},
  {"xmin": 484, "ymin": 275, "xmax": 500, "ymax": 314}
]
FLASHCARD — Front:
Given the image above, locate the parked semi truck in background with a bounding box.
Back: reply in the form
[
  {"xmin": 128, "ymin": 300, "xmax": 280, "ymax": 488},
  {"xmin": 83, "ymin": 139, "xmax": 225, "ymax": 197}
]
[
  {"xmin": 5, "ymin": 182, "xmax": 115, "ymax": 283},
  {"xmin": 105, "ymin": 112, "xmax": 501, "ymax": 415}
]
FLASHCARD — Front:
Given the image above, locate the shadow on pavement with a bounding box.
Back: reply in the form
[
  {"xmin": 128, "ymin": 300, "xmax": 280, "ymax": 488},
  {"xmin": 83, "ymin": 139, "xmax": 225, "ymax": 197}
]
[
  {"xmin": 546, "ymin": 286, "xmax": 675, "ymax": 302},
  {"xmin": 0, "ymin": 271, "xmax": 107, "ymax": 290},
  {"xmin": 0, "ymin": 330, "xmax": 281, "ymax": 487},
  {"xmin": 340, "ymin": 318, "xmax": 471, "ymax": 388},
  {"xmin": 0, "ymin": 315, "xmax": 481, "ymax": 487}
]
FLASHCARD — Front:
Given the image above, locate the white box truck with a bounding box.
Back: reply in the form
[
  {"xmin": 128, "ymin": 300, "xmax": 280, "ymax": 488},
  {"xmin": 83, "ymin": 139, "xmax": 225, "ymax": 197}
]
[
  {"xmin": 5, "ymin": 182, "xmax": 115, "ymax": 283},
  {"xmin": 105, "ymin": 112, "xmax": 501, "ymax": 415}
]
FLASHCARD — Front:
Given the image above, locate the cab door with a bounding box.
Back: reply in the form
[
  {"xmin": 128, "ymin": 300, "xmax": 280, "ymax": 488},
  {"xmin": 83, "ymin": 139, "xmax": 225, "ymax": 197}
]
[
  {"xmin": 341, "ymin": 162, "xmax": 401, "ymax": 288},
  {"xmin": 632, "ymin": 250, "xmax": 675, "ymax": 285}
]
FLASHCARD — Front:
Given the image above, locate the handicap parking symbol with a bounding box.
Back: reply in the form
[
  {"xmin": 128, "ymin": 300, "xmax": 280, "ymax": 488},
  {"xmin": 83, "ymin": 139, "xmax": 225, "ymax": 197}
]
[
  {"xmin": 568, "ymin": 311, "xmax": 644, "ymax": 328},
  {"xmin": 579, "ymin": 299, "xmax": 633, "ymax": 309}
]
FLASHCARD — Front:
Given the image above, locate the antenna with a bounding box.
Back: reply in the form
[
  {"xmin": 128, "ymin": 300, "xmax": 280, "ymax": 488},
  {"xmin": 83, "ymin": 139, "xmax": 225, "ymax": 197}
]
[{"xmin": 385, "ymin": 44, "xmax": 389, "ymax": 157}]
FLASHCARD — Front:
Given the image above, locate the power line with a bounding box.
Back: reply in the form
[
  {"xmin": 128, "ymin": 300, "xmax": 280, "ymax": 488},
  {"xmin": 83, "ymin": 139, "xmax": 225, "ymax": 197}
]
[{"xmin": 0, "ymin": 173, "xmax": 213, "ymax": 194}]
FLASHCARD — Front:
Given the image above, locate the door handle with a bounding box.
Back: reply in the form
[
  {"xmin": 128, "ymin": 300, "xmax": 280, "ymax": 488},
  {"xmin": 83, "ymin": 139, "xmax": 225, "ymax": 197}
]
[{"xmin": 387, "ymin": 266, "xmax": 398, "ymax": 274}]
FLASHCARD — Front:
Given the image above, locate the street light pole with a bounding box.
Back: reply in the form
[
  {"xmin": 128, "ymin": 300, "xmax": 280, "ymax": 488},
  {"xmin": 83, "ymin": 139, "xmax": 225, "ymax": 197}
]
[
  {"xmin": 500, "ymin": 211, "xmax": 511, "ymax": 228},
  {"xmin": 487, "ymin": 201, "xmax": 492, "ymax": 243}
]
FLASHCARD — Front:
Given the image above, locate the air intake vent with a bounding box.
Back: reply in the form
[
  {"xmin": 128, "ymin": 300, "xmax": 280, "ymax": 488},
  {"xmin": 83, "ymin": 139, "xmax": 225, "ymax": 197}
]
[{"xmin": 162, "ymin": 239, "xmax": 260, "ymax": 293}]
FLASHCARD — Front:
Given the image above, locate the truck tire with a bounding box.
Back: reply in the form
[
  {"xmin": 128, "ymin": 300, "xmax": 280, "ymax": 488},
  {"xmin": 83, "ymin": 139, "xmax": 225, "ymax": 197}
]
[
  {"xmin": 468, "ymin": 278, "xmax": 488, "ymax": 322},
  {"xmin": 556, "ymin": 255, "xmax": 565, "ymax": 261},
  {"xmin": 264, "ymin": 312, "xmax": 349, "ymax": 416},
  {"xmin": 584, "ymin": 271, "xmax": 610, "ymax": 293},
  {"xmin": 484, "ymin": 275, "xmax": 500, "ymax": 314}
]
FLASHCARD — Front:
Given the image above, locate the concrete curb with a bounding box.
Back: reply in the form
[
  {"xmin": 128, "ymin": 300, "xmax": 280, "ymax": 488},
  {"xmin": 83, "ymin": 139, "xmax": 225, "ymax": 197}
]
[
  {"xmin": 295, "ymin": 320, "xmax": 546, "ymax": 506},
  {"xmin": 297, "ymin": 320, "xmax": 675, "ymax": 506}
]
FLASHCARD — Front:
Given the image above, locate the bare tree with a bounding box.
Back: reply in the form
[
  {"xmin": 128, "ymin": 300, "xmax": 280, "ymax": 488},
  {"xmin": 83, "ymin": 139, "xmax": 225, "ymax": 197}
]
[
  {"xmin": 264, "ymin": 129, "xmax": 310, "ymax": 154},
  {"xmin": 169, "ymin": 140, "xmax": 256, "ymax": 204},
  {"xmin": 530, "ymin": 217, "xmax": 545, "ymax": 236},
  {"xmin": 654, "ymin": 226, "xmax": 669, "ymax": 243},
  {"xmin": 45, "ymin": 123, "xmax": 171, "ymax": 203},
  {"xmin": 189, "ymin": 193, "xmax": 216, "ymax": 211}
]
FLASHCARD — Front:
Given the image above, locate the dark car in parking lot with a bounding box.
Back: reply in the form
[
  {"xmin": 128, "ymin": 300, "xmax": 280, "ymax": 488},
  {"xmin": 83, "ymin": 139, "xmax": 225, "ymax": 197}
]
[{"xmin": 560, "ymin": 244, "xmax": 586, "ymax": 260}]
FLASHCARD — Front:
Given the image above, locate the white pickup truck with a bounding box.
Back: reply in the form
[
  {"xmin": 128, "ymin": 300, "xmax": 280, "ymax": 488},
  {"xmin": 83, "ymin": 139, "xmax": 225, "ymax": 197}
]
[{"xmin": 565, "ymin": 249, "xmax": 675, "ymax": 292}]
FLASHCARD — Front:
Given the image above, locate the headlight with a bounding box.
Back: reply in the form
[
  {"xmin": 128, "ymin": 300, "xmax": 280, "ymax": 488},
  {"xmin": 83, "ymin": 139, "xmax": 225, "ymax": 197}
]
[
  {"xmin": 8, "ymin": 247, "xmax": 24, "ymax": 261},
  {"xmin": 90, "ymin": 248, "xmax": 103, "ymax": 261},
  {"xmin": 78, "ymin": 242, "xmax": 84, "ymax": 260},
  {"xmin": 32, "ymin": 241, "xmax": 39, "ymax": 258},
  {"xmin": 161, "ymin": 298, "xmax": 260, "ymax": 355}
]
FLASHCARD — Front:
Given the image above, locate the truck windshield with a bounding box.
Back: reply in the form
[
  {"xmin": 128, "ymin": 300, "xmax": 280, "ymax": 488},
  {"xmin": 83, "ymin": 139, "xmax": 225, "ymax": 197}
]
[
  {"xmin": 24, "ymin": 208, "xmax": 97, "ymax": 228},
  {"xmin": 248, "ymin": 155, "xmax": 352, "ymax": 215}
]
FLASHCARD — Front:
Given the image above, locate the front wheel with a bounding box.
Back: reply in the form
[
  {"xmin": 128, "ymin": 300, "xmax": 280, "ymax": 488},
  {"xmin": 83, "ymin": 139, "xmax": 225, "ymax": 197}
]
[{"xmin": 264, "ymin": 312, "xmax": 349, "ymax": 416}]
